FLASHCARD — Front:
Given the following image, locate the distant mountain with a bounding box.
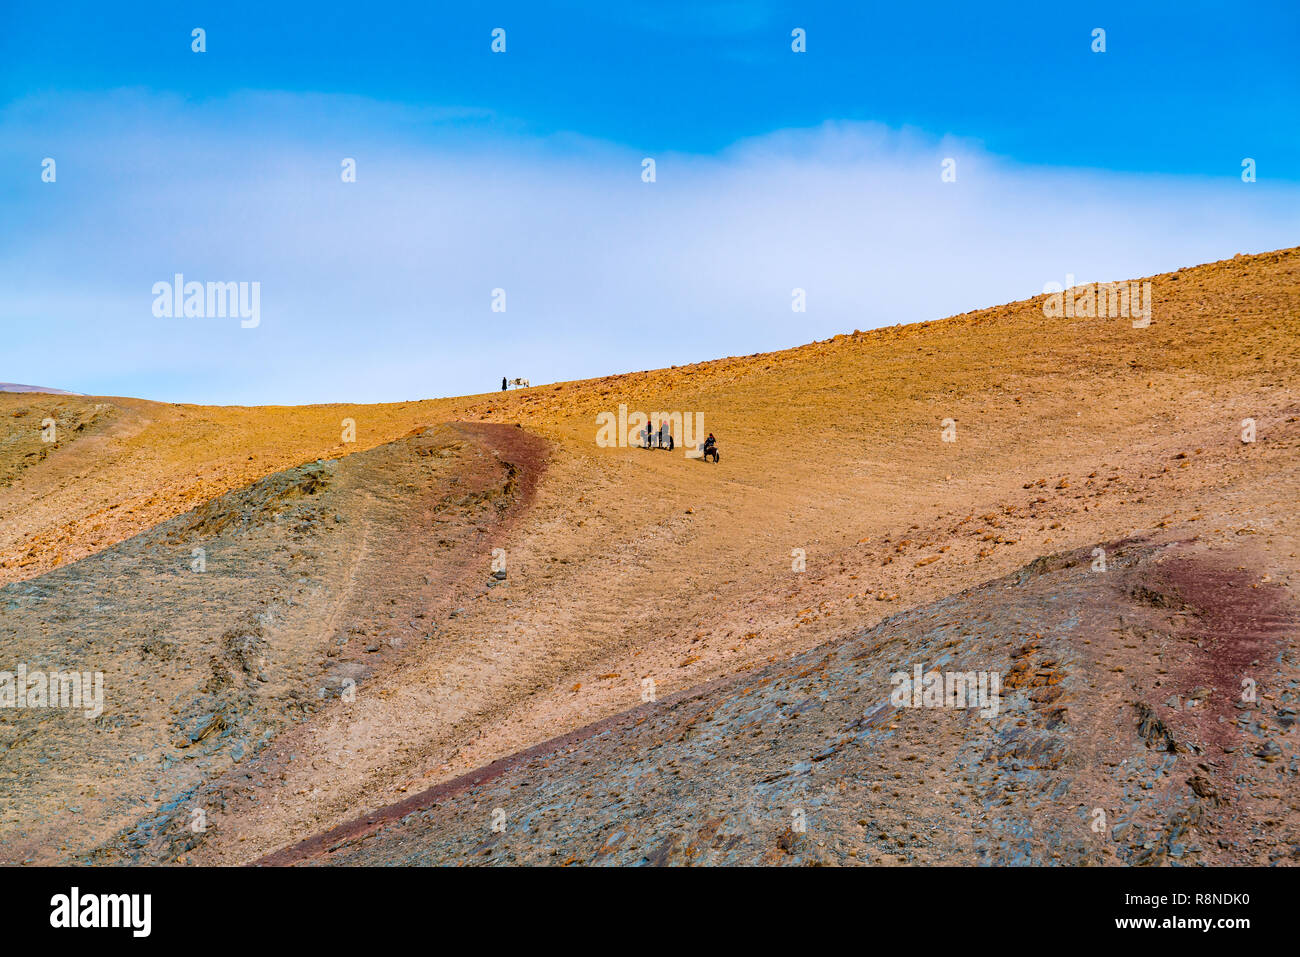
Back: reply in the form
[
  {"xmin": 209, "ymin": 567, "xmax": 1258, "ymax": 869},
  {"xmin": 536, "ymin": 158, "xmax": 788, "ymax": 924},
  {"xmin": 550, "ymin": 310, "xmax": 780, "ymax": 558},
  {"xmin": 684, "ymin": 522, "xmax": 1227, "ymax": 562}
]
[{"xmin": 0, "ymin": 383, "xmax": 82, "ymax": 395}]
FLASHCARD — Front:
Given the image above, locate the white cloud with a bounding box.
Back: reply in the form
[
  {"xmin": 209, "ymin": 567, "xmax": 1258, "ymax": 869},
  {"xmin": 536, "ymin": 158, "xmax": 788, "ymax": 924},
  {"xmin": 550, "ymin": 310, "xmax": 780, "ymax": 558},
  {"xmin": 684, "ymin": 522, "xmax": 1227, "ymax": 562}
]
[{"xmin": 2, "ymin": 90, "xmax": 1296, "ymax": 403}]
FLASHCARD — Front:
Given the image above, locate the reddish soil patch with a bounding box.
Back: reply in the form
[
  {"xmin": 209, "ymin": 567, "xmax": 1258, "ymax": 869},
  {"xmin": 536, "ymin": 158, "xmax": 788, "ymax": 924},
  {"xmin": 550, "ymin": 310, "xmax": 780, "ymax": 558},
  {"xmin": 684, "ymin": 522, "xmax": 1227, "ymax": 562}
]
[
  {"xmin": 1160, "ymin": 557, "xmax": 1294, "ymax": 751},
  {"xmin": 451, "ymin": 421, "xmax": 549, "ymax": 513}
]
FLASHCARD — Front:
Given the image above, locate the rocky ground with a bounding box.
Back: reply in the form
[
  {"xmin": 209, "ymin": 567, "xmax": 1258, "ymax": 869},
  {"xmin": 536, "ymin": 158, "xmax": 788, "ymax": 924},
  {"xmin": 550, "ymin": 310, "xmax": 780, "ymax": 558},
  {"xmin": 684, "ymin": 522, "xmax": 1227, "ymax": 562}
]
[
  {"xmin": 0, "ymin": 247, "xmax": 1296, "ymax": 866},
  {"xmin": 1, "ymin": 424, "xmax": 544, "ymax": 863},
  {"xmin": 264, "ymin": 536, "xmax": 1299, "ymax": 866}
]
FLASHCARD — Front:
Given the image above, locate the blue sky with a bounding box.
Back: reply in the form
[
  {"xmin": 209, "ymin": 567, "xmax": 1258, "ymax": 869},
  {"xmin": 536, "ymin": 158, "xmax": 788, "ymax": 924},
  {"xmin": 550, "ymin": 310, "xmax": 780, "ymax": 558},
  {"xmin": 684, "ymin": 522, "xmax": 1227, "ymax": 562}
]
[{"xmin": 2, "ymin": 2, "xmax": 1298, "ymax": 403}]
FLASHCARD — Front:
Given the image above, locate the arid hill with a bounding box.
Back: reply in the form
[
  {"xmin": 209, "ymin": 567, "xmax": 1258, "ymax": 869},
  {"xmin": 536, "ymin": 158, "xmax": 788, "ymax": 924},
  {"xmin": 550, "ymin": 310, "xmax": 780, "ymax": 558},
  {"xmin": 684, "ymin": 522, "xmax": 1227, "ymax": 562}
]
[
  {"xmin": 1, "ymin": 248, "xmax": 1296, "ymax": 865},
  {"xmin": 0, "ymin": 384, "xmax": 82, "ymax": 395}
]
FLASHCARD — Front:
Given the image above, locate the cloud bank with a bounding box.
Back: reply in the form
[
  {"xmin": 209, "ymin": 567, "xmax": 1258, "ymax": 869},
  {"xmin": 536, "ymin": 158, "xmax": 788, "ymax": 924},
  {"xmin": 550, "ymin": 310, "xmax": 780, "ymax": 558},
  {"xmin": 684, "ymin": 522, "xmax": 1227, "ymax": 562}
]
[{"xmin": 3, "ymin": 90, "xmax": 1297, "ymax": 404}]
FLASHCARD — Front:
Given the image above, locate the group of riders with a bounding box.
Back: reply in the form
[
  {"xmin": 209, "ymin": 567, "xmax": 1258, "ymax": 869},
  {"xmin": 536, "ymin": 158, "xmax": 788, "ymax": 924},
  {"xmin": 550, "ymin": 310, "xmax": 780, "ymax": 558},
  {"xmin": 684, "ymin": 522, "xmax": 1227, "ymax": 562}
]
[
  {"xmin": 643, "ymin": 420, "xmax": 719, "ymax": 462},
  {"xmin": 643, "ymin": 420, "xmax": 675, "ymax": 450},
  {"xmin": 497, "ymin": 381, "xmax": 718, "ymax": 462}
]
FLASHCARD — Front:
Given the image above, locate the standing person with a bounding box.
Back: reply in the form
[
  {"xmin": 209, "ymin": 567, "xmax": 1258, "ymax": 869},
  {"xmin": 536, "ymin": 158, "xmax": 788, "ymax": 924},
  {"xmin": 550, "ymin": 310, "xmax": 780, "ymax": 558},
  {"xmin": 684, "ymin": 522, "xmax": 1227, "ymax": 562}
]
[{"xmin": 501, "ymin": 376, "xmax": 507, "ymax": 391}]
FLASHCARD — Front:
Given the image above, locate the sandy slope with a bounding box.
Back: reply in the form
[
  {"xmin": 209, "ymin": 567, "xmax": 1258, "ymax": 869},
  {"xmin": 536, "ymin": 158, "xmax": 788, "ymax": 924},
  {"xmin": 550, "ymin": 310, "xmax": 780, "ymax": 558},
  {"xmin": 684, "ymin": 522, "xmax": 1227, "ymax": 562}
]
[{"xmin": 0, "ymin": 247, "xmax": 1296, "ymax": 865}]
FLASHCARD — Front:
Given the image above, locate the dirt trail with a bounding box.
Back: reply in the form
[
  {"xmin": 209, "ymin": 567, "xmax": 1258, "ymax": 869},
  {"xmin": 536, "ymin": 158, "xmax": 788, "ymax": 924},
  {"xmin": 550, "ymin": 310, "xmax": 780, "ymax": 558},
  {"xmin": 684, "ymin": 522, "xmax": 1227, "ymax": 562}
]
[{"xmin": 105, "ymin": 422, "xmax": 553, "ymax": 865}]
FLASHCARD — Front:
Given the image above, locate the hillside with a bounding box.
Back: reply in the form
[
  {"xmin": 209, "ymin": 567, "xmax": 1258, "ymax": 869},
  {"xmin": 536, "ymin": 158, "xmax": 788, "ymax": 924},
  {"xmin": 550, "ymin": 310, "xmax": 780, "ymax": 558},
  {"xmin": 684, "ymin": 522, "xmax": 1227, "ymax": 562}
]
[
  {"xmin": 0, "ymin": 247, "xmax": 1296, "ymax": 865},
  {"xmin": 0, "ymin": 384, "xmax": 82, "ymax": 395}
]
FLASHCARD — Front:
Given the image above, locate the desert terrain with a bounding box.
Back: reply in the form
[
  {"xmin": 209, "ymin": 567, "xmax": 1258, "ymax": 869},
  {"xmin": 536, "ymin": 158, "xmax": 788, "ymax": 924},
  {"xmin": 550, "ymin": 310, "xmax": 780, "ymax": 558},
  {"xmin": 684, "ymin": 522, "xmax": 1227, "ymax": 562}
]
[{"xmin": 1, "ymin": 248, "xmax": 1296, "ymax": 865}]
